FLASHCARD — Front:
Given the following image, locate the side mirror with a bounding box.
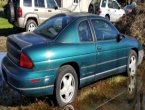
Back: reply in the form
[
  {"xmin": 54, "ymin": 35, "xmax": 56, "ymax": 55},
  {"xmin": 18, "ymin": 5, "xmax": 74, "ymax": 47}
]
[{"xmin": 117, "ymin": 34, "xmax": 124, "ymax": 42}]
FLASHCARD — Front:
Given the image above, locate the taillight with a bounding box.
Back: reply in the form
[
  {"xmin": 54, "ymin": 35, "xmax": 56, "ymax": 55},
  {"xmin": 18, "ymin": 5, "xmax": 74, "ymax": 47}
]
[
  {"xmin": 17, "ymin": 7, "xmax": 22, "ymax": 17},
  {"xmin": 20, "ymin": 52, "xmax": 33, "ymax": 69}
]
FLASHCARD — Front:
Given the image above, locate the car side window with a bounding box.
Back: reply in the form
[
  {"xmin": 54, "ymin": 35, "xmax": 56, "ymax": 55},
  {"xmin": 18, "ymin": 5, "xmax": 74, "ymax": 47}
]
[
  {"xmin": 91, "ymin": 19, "xmax": 118, "ymax": 40},
  {"xmin": 24, "ymin": 0, "xmax": 32, "ymax": 7},
  {"xmin": 35, "ymin": 0, "xmax": 45, "ymax": 7},
  {"xmin": 108, "ymin": 0, "xmax": 113, "ymax": 8},
  {"xmin": 47, "ymin": 0, "xmax": 57, "ymax": 8},
  {"xmin": 101, "ymin": 0, "xmax": 107, "ymax": 7},
  {"xmin": 78, "ymin": 21, "xmax": 93, "ymax": 42},
  {"xmin": 113, "ymin": 1, "xmax": 120, "ymax": 9},
  {"xmin": 74, "ymin": 0, "xmax": 79, "ymax": 3}
]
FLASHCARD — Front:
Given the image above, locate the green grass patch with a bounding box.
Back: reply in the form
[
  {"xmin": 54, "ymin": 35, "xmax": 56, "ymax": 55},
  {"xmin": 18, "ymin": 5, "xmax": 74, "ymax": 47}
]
[{"xmin": 0, "ymin": 17, "xmax": 13, "ymax": 29}]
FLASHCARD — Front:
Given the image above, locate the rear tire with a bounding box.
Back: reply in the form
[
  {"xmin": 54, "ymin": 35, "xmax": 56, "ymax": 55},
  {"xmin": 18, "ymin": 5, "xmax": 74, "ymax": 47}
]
[
  {"xmin": 127, "ymin": 50, "xmax": 137, "ymax": 101},
  {"xmin": 26, "ymin": 20, "xmax": 37, "ymax": 32},
  {"xmin": 55, "ymin": 65, "xmax": 78, "ymax": 107}
]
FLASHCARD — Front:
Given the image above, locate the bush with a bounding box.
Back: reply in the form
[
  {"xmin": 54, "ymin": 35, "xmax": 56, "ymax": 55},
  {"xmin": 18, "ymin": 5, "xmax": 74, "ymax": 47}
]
[
  {"xmin": 0, "ymin": 0, "xmax": 7, "ymax": 8},
  {"xmin": 115, "ymin": 3, "xmax": 145, "ymax": 45}
]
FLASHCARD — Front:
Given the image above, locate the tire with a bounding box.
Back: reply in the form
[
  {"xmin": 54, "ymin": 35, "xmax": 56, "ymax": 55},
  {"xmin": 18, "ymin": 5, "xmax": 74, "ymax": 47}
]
[
  {"xmin": 105, "ymin": 15, "xmax": 110, "ymax": 21},
  {"xmin": 55, "ymin": 65, "xmax": 78, "ymax": 106},
  {"xmin": 88, "ymin": 5, "xmax": 95, "ymax": 14},
  {"xmin": 26, "ymin": 20, "xmax": 37, "ymax": 32},
  {"xmin": 127, "ymin": 50, "xmax": 138, "ymax": 101}
]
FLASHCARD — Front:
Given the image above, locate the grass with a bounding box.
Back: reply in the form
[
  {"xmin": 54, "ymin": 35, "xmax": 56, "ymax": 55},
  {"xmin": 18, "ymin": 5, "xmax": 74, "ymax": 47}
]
[
  {"xmin": 0, "ymin": 17, "xmax": 13, "ymax": 29},
  {"xmin": 0, "ymin": 75, "xmax": 127, "ymax": 110}
]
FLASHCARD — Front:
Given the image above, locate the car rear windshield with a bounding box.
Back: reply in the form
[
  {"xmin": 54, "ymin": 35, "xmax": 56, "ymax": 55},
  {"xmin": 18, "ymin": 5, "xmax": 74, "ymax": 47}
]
[{"xmin": 34, "ymin": 15, "xmax": 74, "ymax": 40}]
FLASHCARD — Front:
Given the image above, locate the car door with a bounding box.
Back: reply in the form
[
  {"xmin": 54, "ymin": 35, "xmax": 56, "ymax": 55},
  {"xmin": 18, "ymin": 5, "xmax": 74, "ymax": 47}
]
[
  {"xmin": 34, "ymin": 0, "xmax": 48, "ymax": 24},
  {"xmin": 78, "ymin": 19, "xmax": 96, "ymax": 85},
  {"xmin": 107, "ymin": 0, "xmax": 122, "ymax": 22},
  {"xmin": 46, "ymin": 0, "xmax": 63, "ymax": 18},
  {"xmin": 107, "ymin": 0, "xmax": 116, "ymax": 21},
  {"xmin": 112, "ymin": 0, "xmax": 124, "ymax": 21},
  {"xmin": 90, "ymin": 18, "xmax": 127, "ymax": 79}
]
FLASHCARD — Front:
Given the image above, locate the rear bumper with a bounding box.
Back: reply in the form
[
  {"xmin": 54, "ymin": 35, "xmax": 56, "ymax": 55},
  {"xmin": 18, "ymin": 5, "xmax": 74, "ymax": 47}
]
[
  {"xmin": 2, "ymin": 56, "xmax": 56, "ymax": 97},
  {"xmin": 138, "ymin": 49, "xmax": 144, "ymax": 65},
  {"xmin": 6, "ymin": 80, "xmax": 54, "ymax": 97},
  {"xmin": 14, "ymin": 17, "xmax": 25, "ymax": 28}
]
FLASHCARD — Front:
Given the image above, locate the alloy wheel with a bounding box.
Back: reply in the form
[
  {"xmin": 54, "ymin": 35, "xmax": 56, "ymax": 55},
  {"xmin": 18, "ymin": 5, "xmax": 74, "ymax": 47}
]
[
  {"xmin": 128, "ymin": 55, "xmax": 137, "ymax": 96},
  {"xmin": 60, "ymin": 73, "xmax": 75, "ymax": 103},
  {"xmin": 28, "ymin": 23, "xmax": 36, "ymax": 32}
]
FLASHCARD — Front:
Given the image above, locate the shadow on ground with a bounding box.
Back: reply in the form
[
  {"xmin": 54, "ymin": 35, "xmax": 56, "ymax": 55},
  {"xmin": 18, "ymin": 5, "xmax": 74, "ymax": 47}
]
[
  {"xmin": 0, "ymin": 28, "xmax": 20, "ymax": 36},
  {"xmin": 0, "ymin": 28, "xmax": 19, "ymax": 36},
  {"xmin": 0, "ymin": 9, "xmax": 23, "ymax": 36}
]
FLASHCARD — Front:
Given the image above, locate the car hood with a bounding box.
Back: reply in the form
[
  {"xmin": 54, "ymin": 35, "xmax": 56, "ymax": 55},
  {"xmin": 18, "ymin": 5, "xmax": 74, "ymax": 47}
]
[{"xmin": 8, "ymin": 32, "xmax": 51, "ymax": 49}]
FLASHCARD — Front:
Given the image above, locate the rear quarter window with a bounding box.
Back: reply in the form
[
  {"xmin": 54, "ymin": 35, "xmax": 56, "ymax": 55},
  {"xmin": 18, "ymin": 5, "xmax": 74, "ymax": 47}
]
[
  {"xmin": 35, "ymin": 0, "xmax": 45, "ymax": 7},
  {"xmin": 101, "ymin": 0, "xmax": 107, "ymax": 7},
  {"xmin": 24, "ymin": 0, "xmax": 32, "ymax": 7},
  {"xmin": 78, "ymin": 20, "xmax": 93, "ymax": 42}
]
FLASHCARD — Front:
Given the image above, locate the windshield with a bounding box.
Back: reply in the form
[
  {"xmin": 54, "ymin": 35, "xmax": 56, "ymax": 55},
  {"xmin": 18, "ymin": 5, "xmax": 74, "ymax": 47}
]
[{"xmin": 34, "ymin": 16, "xmax": 74, "ymax": 40}]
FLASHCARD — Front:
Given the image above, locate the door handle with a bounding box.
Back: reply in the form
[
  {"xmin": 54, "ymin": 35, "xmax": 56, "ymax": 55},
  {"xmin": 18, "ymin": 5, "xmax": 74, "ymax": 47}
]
[
  {"xmin": 48, "ymin": 10, "xmax": 52, "ymax": 12},
  {"xmin": 34, "ymin": 9, "xmax": 38, "ymax": 11}
]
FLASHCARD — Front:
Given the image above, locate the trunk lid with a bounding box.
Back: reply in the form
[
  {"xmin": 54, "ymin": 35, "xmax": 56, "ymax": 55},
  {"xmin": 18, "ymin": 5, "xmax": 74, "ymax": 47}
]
[{"xmin": 7, "ymin": 32, "xmax": 49, "ymax": 65}]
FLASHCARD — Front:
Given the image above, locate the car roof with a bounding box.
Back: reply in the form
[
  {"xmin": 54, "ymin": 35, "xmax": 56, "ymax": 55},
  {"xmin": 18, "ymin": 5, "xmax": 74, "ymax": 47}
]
[{"xmin": 58, "ymin": 12, "xmax": 104, "ymax": 19}]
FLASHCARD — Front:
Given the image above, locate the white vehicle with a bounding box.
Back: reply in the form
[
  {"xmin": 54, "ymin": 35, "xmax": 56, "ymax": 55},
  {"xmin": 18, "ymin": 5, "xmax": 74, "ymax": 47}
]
[
  {"xmin": 56, "ymin": 0, "xmax": 125, "ymax": 22},
  {"xmin": 88, "ymin": 0, "xmax": 125, "ymax": 22},
  {"xmin": 56, "ymin": 0, "xmax": 92, "ymax": 12}
]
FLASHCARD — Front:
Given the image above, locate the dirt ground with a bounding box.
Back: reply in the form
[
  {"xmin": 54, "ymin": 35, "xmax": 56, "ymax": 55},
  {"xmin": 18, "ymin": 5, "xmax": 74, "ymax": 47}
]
[{"xmin": 0, "ymin": 37, "xmax": 7, "ymax": 52}]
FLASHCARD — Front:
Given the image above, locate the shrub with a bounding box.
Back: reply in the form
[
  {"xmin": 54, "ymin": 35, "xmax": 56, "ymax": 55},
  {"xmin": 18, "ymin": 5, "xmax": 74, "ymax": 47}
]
[{"xmin": 115, "ymin": 3, "xmax": 145, "ymax": 46}]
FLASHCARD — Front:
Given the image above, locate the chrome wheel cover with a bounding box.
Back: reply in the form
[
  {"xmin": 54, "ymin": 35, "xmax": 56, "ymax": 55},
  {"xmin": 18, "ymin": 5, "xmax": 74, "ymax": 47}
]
[
  {"xmin": 60, "ymin": 73, "xmax": 75, "ymax": 103},
  {"xmin": 128, "ymin": 55, "xmax": 137, "ymax": 94},
  {"xmin": 28, "ymin": 23, "xmax": 36, "ymax": 32}
]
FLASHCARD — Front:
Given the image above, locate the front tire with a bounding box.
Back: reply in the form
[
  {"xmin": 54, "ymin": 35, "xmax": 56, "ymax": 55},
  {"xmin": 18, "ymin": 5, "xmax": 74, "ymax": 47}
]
[
  {"xmin": 55, "ymin": 65, "xmax": 78, "ymax": 106},
  {"xmin": 127, "ymin": 50, "xmax": 137, "ymax": 101}
]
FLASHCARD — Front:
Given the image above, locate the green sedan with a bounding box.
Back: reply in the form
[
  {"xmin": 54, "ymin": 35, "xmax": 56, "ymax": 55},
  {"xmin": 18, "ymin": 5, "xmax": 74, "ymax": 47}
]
[{"xmin": 2, "ymin": 12, "xmax": 144, "ymax": 106}]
